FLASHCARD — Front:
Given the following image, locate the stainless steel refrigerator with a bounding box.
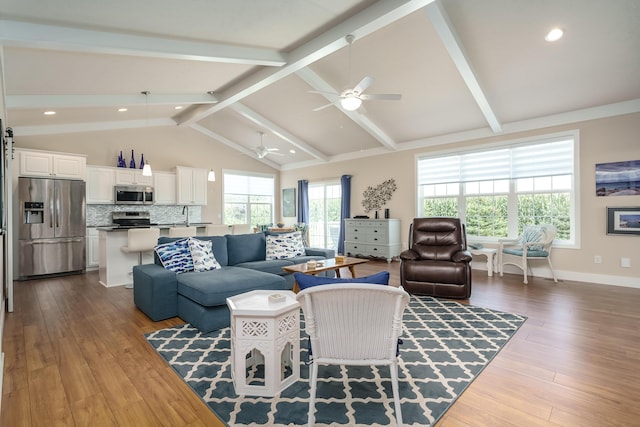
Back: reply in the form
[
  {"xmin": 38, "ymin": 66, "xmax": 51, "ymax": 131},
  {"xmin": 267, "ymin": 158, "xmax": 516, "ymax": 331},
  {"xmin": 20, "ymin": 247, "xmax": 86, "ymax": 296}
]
[{"xmin": 18, "ymin": 177, "xmax": 86, "ymax": 278}]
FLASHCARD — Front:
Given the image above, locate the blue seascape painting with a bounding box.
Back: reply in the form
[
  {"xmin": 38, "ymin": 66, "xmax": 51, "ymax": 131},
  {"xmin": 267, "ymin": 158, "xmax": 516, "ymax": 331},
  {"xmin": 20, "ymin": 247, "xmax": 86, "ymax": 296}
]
[
  {"xmin": 595, "ymin": 160, "xmax": 640, "ymax": 197},
  {"xmin": 619, "ymin": 214, "xmax": 640, "ymax": 229}
]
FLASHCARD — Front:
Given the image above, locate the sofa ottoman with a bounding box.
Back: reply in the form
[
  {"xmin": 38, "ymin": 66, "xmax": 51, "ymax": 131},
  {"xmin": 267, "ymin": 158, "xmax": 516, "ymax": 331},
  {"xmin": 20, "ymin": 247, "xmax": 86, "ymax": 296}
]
[{"xmin": 176, "ymin": 267, "xmax": 286, "ymax": 333}]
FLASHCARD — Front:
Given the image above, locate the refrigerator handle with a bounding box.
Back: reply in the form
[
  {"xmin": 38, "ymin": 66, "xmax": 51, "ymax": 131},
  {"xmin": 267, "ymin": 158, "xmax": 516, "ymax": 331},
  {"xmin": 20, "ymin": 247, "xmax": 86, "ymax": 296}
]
[
  {"xmin": 56, "ymin": 189, "xmax": 60, "ymax": 228},
  {"xmin": 50, "ymin": 195, "xmax": 55, "ymax": 228}
]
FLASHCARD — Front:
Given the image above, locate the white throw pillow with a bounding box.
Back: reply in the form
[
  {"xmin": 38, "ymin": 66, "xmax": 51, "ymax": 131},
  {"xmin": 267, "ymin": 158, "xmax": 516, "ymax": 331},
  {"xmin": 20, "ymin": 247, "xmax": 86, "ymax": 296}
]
[
  {"xmin": 188, "ymin": 238, "xmax": 221, "ymax": 272},
  {"xmin": 266, "ymin": 231, "xmax": 305, "ymax": 260}
]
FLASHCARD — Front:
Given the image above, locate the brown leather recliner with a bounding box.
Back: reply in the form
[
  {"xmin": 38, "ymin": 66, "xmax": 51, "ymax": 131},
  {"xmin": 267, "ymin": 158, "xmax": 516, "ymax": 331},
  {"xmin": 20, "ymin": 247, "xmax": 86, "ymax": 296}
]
[{"xmin": 400, "ymin": 217, "xmax": 472, "ymax": 299}]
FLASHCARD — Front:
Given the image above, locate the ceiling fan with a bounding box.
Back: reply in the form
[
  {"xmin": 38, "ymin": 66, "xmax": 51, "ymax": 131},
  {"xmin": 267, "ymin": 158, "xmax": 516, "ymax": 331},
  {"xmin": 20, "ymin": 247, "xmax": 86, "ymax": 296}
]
[
  {"xmin": 311, "ymin": 34, "xmax": 402, "ymax": 112},
  {"xmin": 253, "ymin": 131, "xmax": 283, "ymax": 159}
]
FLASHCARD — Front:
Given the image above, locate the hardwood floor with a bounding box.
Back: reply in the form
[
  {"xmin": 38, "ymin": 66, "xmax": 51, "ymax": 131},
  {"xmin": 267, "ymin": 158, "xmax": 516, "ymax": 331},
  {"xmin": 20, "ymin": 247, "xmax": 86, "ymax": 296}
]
[{"xmin": 2, "ymin": 262, "xmax": 639, "ymax": 426}]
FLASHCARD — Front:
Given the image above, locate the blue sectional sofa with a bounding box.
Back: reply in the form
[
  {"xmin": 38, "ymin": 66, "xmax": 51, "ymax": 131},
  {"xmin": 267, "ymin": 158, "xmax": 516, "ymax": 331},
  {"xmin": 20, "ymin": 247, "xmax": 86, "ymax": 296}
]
[{"xmin": 133, "ymin": 232, "xmax": 334, "ymax": 333}]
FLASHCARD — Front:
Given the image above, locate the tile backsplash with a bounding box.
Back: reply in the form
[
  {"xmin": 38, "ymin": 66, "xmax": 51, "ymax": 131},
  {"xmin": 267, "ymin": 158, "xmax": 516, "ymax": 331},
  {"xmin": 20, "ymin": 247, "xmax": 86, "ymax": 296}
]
[{"xmin": 87, "ymin": 205, "xmax": 202, "ymax": 226}]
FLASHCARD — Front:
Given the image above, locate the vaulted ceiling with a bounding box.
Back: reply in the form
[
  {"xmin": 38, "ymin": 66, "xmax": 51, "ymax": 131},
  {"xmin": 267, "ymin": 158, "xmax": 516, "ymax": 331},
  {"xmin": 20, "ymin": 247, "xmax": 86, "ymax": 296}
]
[{"xmin": 2, "ymin": 0, "xmax": 639, "ymax": 170}]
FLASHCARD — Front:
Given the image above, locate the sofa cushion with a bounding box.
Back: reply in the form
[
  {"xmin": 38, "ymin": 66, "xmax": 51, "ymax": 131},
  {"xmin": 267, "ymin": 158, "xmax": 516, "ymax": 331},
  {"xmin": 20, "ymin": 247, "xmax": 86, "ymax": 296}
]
[
  {"xmin": 226, "ymin": 232, "xmax": 266, "ymax": 265},
  {"xmin": 234, "ymin": 259, "xmax": 294, "ymax": 276},
  {"xmin": 177, "ymin": 267, "xmax": 286, "ymax": 307},
  {"xmin": 155, "ymin": 238, "xmax": 193, "ymax": 273},
  {"xmin": 294, "ymin": 271, "xmax": 390, "ymax": 290},
  {"xmin": 188, "ymin": 238, "xmax": 221, "ymax": 272},
  {"xmin": 265, "ymin": 231, "xmax": 305, "ymax": 260},
  {"xmin": 156, "ymin": 236, "xmax": 228, "ymax": 267}
]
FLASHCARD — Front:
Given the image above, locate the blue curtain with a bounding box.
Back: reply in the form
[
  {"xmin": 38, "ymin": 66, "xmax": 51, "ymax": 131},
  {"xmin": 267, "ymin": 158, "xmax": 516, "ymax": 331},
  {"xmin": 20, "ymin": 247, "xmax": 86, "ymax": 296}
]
[
  {"xmin": 297, "ymin": 179, "xmax": 309, "ymax": 224},
  {"xmin": 338, "ymin": 174, "xmax": 351, "ymax": 254}
]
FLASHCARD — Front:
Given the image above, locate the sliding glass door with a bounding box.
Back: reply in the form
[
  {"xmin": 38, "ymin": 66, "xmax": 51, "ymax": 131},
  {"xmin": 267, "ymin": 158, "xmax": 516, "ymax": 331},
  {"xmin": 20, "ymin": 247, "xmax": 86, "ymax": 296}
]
[{"xmin": 308, "ymin": 182, "xmax": 341, "ymax": 250}]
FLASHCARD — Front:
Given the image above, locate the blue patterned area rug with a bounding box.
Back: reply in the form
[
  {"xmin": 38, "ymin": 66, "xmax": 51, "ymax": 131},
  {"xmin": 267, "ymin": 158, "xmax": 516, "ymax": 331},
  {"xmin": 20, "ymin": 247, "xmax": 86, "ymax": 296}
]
[{"xmin": 145, "ymin": 296, "xmax": 526, "ymax": 427}]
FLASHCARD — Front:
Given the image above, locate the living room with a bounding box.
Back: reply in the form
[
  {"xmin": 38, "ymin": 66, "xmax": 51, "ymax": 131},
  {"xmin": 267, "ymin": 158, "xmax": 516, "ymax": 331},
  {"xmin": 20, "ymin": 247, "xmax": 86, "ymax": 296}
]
[{"xmin": 1, "ymin": 1, "xmax": 639, "ymax": 426}]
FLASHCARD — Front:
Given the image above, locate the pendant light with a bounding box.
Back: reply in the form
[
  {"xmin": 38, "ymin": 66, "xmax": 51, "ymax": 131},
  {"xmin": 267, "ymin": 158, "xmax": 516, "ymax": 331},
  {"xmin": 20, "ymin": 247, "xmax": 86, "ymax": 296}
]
[
  {"xmin": 207, "ymin": 169, "xmax": 216, "ymax": 182},
  {"xmin": 141, "ymin": 91, "xmax": 153, "ymax": 176}
]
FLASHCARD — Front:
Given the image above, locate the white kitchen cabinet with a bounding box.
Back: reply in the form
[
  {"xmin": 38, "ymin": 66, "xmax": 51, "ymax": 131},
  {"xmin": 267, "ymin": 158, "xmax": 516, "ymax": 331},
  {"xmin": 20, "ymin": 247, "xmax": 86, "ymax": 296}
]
[
  {"xmin": 17, "ymin": 149, "xmax": 86, "ymax": 180},
  {"xmin": 154, "ymin": 171, "xmax": 177, "ymax": 205},
  {"xmin": 86, "ymin": 166, "xmax": 116, "ymax": 204},
  {"xmin": 115, "ymin": 168, "xmax": 153, "ymax": 186},
  {"xmin": 344, "ymin": 219, "xmax": 401, "ymax": 262},
  {"xmin": 176, "ymin": 166, "xmax": 207, "ymax": 205},
  {"xmin": 86, "ymin": 227, "xmax": 100, "ymax": 269}
]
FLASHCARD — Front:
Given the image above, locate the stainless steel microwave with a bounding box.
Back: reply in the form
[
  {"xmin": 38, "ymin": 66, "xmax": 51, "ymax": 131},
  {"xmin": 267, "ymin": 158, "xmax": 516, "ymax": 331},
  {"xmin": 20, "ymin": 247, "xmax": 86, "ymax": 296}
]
[{"xmin": 114, "ymin": 185, "xmax": 154, "ymax": 205}]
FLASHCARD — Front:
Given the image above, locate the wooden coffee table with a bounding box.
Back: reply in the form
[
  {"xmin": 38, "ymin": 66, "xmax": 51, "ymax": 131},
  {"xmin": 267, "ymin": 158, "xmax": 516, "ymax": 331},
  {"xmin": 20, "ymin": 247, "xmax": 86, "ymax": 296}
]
[{"xmin": 282, "ymin": 256, "xmax": 369, "ymax": 291}]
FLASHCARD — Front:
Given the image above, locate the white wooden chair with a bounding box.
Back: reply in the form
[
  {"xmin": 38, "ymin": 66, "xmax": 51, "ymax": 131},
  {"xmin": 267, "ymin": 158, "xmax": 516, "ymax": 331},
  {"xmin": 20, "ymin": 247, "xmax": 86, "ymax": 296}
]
[
  {"xmin": 168, "ymin": 226, "xmax": 197, "ymax": 237},
  {"xmin": 296, "ymin": 284, "xmax": 410, "ymax": 427},
  {"xmin": 498, "ymin": 224, "xmax": 558, "ymax": 284}
]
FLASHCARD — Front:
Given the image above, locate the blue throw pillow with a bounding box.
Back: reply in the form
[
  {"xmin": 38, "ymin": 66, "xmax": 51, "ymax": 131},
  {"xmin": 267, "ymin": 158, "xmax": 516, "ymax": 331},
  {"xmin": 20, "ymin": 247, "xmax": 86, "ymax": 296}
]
[
  {"xmin": 155, "ymin": 238, "xmax": 193, "ymax": 273},
  {"xmin": 294, "ymin": 271, "xmax": 390, "ymax": 290}
]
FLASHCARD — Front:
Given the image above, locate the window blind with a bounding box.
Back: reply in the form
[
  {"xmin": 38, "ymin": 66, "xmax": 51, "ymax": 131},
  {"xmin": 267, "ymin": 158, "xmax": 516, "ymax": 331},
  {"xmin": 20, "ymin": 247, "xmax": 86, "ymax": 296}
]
[
  {"xmin": 224, "ymin": 173, "xmax": 274, "ymax": 196},
  {"xmin": 418, "ymin": 138, "xmax": 573, "ymax": 185}
]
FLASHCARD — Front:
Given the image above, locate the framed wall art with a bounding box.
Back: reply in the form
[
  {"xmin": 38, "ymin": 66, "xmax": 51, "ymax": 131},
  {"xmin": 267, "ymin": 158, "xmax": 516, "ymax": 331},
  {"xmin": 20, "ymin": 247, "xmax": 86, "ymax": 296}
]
[
  {"xmin": 606, "ymin": 207, "xmax": 640, "ymax": 236},
  {"xmin": 282, "ymin": 188, "xmax": 296, "ymax": 217},
  {"xmin": 596, "ymin": 160, "xmax": 640, "ymax": 196}
]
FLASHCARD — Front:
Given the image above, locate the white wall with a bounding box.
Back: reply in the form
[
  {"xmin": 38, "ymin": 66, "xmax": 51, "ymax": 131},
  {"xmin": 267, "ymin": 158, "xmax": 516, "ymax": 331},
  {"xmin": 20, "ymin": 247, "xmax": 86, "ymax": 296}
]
[
  {"xmin": 10, "ymin": 112, "xmax": 640, "ymax": 287},
  {"xmin": 280, "ymin": 113, "xmax": 640, "ymax": 288},
  {"xmin": 11, "ymin": 125, "xmax": 280, "ymax": 225}
]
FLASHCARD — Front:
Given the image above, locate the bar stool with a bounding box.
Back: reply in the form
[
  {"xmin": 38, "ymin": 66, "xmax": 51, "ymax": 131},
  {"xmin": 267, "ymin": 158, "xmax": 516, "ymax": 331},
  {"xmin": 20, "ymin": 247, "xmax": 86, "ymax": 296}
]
[
  {"xmin": 206, "ymin": 224, "xmax": 231, "ymax": 236},
  {"xmin": 121, "ymin": 228, "xmax": 160, "ymax": 289},
  {"xmin": 231, "ymin": 224, "xmax": 253, "ymax": 235},
  {"xmin": 169, "ymin": 226, "xmax": 197, "ymax": 237}
]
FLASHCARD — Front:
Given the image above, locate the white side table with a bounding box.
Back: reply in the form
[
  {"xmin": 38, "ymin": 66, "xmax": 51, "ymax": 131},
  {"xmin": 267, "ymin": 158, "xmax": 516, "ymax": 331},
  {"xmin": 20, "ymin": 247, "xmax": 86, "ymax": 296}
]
[
  {"xmin": 469, "ymin": 247, "xmax": 497, "ymax": 276},
  {"xmin": 226, "ymin": 290, "xmax": 300, "ymax": 397}
]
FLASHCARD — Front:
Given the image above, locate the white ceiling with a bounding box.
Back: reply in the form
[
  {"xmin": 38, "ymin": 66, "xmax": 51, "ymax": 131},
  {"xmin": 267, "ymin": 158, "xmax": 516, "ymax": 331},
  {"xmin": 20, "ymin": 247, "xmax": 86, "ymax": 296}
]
[{"xmin": 2, "ymin": 0, "xmax": 639, "ymax": 170}]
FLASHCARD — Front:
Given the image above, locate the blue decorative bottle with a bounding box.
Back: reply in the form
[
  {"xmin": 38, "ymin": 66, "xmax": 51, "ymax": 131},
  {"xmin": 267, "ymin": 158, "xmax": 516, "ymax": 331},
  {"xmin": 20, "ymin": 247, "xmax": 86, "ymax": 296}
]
[
  {"xmin": 129, "ymin": 149, "xmax": 136, "ymax": 168},
  {"xmin": 140, "ymin": 153, "xmax": 145, "ymax": 169}
]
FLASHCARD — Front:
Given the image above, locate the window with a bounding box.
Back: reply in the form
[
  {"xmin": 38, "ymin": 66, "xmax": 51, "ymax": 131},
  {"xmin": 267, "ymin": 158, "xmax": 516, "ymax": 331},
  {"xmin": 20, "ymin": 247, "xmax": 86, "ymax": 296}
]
[
  {"xmin": 308, "ymin": 182, "xmax": 341, "ymax": 250},
  {"xmin": 223, "ymin": 171, "xmax": 275, "ymax": 226},
  {"xmin": 417, "ymin": 134, "xmax": 577, "ymax": 244}
]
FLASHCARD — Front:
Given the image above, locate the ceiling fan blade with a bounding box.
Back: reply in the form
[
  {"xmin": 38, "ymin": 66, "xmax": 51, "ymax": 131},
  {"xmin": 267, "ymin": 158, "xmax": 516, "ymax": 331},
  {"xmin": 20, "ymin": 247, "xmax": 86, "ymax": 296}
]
[
  {"xmin": 360, "ymin": 93, "xmax": 402, "ymax": 101},
  {"xmin": 353, "ymin": 76, "xmax": 374, "ymax": 94},
  {"xmin": 268, "ymin": 152, "xmax": 285, "ymax": 156},
  {"xmin": 313, "ymin": 101, "xmax": 337, "ymax": 112},
  {"xmin": 308, "ymin": 90, "xmax": 339, "ymax": 96}
]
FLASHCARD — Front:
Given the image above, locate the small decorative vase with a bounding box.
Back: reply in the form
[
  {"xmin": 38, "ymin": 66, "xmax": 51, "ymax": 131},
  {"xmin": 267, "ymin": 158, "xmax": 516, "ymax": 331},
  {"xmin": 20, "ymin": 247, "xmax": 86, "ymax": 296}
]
[
  {"xmin": 140, "ymin": 153, "xmax": 145, "ymax": 169},
  {"xmin": 384, "ymin": 208, "xmax": 390, "ymax": 219},
  {"xmin": 375, "ymin": 210, "xmax": 380, "ymax": 219},
  {"xmin": 129, "ymin": 149, "xmax": 136, "ymax": 168},
  {"xmin": 117, "ymin": 151, "xmax": 126, "ymax": 167}
]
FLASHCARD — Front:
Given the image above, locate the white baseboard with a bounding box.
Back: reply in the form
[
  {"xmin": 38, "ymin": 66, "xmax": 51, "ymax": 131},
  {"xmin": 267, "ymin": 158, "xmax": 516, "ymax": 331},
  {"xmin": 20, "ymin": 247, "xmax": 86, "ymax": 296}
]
[{"xmin": 472, "ymin": 263, "xmax": 640, "ymax": 289}]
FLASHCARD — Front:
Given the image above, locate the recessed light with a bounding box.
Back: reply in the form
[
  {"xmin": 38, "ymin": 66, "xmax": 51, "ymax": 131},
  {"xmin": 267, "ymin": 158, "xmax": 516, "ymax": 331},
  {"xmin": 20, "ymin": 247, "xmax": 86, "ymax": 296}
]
[
  {"xmin": 43, "ymin": 111, "xmax": 56, "ymax": 115},
  {"xmin": 175, "ymin": 106, "xmax": 183, "ymax": 110},
  {"xmin": 117, "ymin": 107, "xmax": 128, "ymax": 112},
  {"xmin": 545, "ymin": 28, "xmax": 564, "ymax": 42},
  {"xmin": 289, "ymin": 149, "xmax": 296, "ymax": 154}
]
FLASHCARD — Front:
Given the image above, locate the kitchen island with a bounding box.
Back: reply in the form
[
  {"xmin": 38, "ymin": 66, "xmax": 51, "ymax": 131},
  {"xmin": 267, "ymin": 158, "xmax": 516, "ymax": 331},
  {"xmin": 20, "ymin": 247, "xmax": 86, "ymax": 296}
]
[{"xmin": 97, "ymin": 224, "xmax": 210, "ymax": 287}]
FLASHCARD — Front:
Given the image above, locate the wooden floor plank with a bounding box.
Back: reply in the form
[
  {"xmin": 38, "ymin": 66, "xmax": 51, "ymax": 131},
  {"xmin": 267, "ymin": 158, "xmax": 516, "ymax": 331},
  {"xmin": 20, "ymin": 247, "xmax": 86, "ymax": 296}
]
[{"xmin": 2, "ymin": 264, "xmax": 640, "ymax": 426}]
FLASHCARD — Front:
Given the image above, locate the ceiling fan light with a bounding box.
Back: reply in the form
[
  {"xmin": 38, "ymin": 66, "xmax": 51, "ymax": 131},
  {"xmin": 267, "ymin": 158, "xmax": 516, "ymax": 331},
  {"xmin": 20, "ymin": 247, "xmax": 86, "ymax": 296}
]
[{"xmin": 341, "ymin": 96, "xmax": 362, "ymax": 111}]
